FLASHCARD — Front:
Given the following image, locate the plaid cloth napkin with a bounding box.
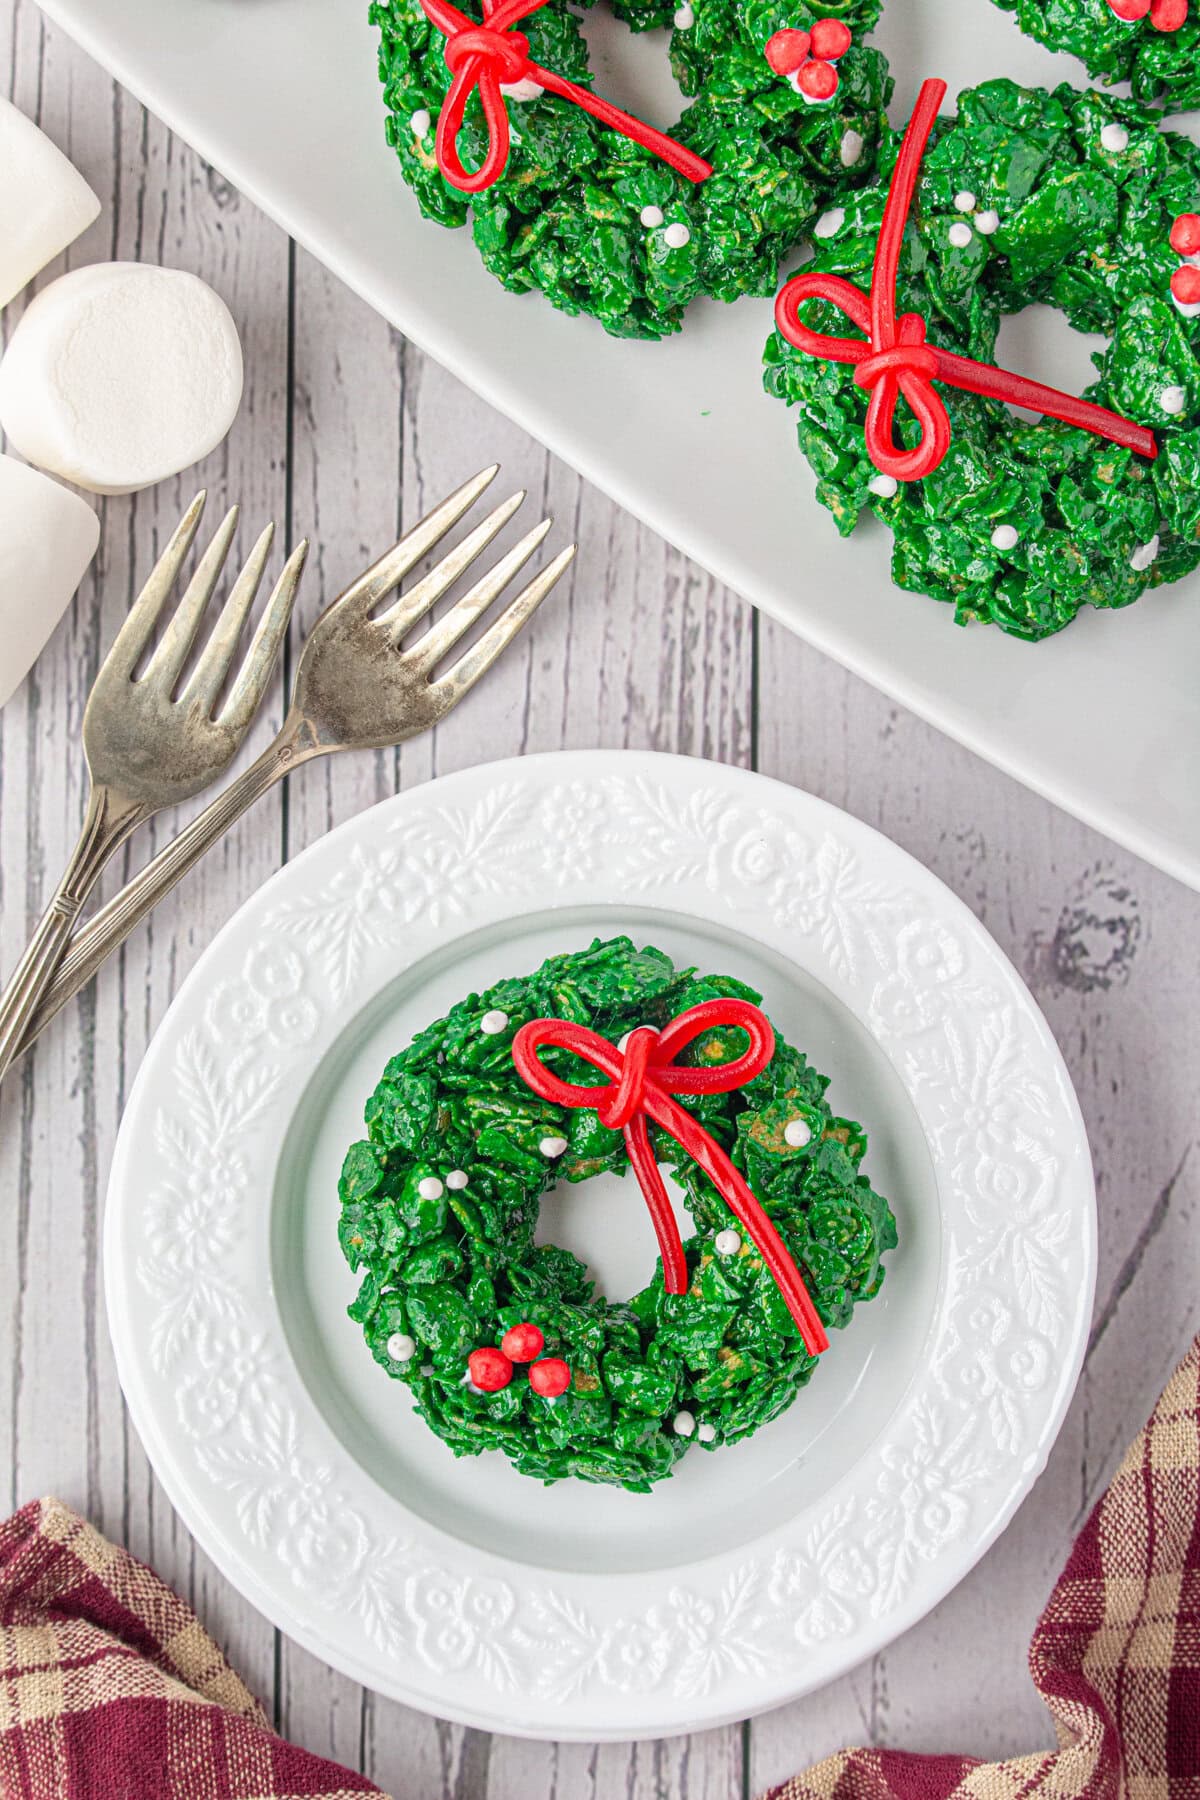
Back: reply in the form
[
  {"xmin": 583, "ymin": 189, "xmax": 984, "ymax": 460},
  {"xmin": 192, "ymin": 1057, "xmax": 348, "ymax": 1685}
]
[
  {"xmin": 768, "ymin": 1331, "xmax": 1200, "ymax": 1800},
  {"xmin": 2, "ymin": 1335, "xmax": 1197, "ymax": 1799},
  {"xmin": 0, "ymin": 1498, "xmax": 387, "ymax": 1800}
]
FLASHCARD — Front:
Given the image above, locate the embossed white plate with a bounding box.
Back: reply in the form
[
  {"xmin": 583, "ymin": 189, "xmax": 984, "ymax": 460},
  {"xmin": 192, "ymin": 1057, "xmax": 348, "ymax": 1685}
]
[{"xmin": 106, "ymin": 751, "xmax": 1096, "ymax": 1739}]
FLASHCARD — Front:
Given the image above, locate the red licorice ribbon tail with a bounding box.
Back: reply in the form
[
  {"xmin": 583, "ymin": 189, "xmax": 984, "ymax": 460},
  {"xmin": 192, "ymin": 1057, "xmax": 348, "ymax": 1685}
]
[
  {"xmin": 512, "ymin": 1001, "xmax": 828, "ymax": 1358},
  {"xmin": 418, "ymin": 0, "xmax": 712, "ymax": 193},
  {"xmin": 773, "ymin": 75, "xmax": 1158, "ymax": 480},
  {"xmin": 624, "ymin": 1111, "xmax": 690, "ymax": 1295}
]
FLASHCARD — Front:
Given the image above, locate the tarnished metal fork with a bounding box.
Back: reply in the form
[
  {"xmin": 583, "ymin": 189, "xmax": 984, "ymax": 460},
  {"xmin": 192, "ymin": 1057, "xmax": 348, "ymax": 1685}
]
[
  {"xmin": 16, "ymin": 465, "xmax": 575, "ymax": 1060},
  {"xmin": 0, "ymin": 498, "xmax": 306, "ymax": 1085}
]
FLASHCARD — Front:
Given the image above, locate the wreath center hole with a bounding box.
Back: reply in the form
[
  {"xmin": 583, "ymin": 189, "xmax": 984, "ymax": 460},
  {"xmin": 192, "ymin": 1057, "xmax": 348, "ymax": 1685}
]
[
  {"xmin": 576, "ymin": 7, "xmax": 683, "ymax": 134},
  {"xmin": 533, "ymin": 1163, "xmax": 693, "ymax": 1301},
  {"xmin": 994, "ymin": 305, "xmax": 1109, "ymax": 422}
]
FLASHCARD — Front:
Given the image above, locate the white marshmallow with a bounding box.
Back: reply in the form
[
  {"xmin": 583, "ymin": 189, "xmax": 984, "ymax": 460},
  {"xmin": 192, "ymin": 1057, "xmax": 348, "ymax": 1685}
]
[
  {"xmin": 0, "ymin": 455, "xmax": 99, "ymax": 707},
  {"xmin": 0, "ymin": 263, "xmax": 243, "ymax": 495},
  {"xmin": 0, "ymin": 99, "xmax": 100, "ymax": 311}
]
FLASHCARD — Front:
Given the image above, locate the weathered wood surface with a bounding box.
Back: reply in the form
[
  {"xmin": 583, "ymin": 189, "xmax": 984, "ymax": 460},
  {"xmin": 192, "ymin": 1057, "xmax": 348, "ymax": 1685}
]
[{"xmin": 2, "ymin": 6, "xmax": 1198, "ymax": 1794}]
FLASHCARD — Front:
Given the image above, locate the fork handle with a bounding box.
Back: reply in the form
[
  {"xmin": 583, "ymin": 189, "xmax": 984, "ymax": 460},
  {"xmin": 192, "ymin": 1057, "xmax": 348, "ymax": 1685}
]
[
  {"xmin": 14, "ymin": 727, "xmax": 321, "ymax": 1062},
  {"xmin": 0, "ymin": 787, "xmax": 147, "ymax": 1085}
]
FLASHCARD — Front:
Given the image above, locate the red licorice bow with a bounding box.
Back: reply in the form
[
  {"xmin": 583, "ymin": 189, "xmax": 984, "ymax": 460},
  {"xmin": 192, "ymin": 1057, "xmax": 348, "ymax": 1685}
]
[
  {"xmin": 511, "ymin": 999, "xmax": 829, "ymax": 1357},
  {"xmin": 774, "ymin": 78, "xmax": 1159, "ymax": 484},
  {"xmin": 419, "ymin": 0, "xmax": 713, "ymax": 194}
]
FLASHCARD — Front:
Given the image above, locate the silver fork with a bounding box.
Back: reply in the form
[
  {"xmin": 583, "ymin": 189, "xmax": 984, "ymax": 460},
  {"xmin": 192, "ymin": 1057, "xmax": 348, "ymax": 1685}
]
[
  {"xmin": 16, "ymin": 466, "xmax": 574, "ymax": 1059},
  {"xmin": 0, "ymin": 498, "xmax": 306, "ymax": 1084}
]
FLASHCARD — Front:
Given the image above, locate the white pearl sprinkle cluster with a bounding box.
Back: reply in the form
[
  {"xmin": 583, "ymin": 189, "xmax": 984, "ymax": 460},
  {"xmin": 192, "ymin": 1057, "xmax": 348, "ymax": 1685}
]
[
  {"xmin": 673, "ymin": 1411, "xmax": 717, "ymax": 1442},
  {"xmin": 946, "ymin": 195, "xmax": 1000, "ymax": 248},
  {"xmin": 637, "ymin": 208, "xmax": 692, "ymax": 251}
]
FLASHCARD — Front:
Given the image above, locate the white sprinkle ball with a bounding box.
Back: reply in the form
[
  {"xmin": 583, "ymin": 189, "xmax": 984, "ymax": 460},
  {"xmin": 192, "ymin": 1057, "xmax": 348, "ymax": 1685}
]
[
  {"xmin": 420, "ymin": 1363, "xmax": 434, "ymax": 1377},
  {"xmin": 840, "ymin": 129, "xmax": 865, "ymax": 168},
  {"xmin": 673, "ymin": 1410, "xmax": 696, "ymax": 1438},
  {"xmin": 991, "ymin": 523, "xmax": 1020, "ymax": 551},
  {"xmin": 386, "ymin": 1332, "xmax": 416, "ymax": 1363},
  {"xmin": 814, "ymin": 208, "xmax": 845, "ymax": 241},
  {"xmin": 1100, "ymin": 122, "xmax": 1129, "ymax": 154},
  {"xmin": 784, "ymin": 1117, "xmax": 812, "ymax": 1148},
  {"xmin": 869, "ymin": 473, "xmax": 899, "ymax": 499},
  {"xmin": 975, "ymin": 209, "xmax": 1000, "ymax": 236},
  {"xmin": 539, "ymin": 1135, "xmax": 568, "ymax": 1158},
  {"xmin": 954, "ymin": 190, "xmax": 976, "ymax": 213},
  {"xmin": 480, "ymin": 1008, "xmax": 509, "ymax": 1035},
  {"xmin": 697, "ymin": 1422, "xmax": 717, "ymax": 1443},
  {"xmin": 418, "ymin": 1175, "xmax": 445, "ymax": 1201},
  {"xmin": 410, "ymin": 109, "xmax": 431, "ymax": 138},
  {"xmin": 499, "ymin": 77, "xmax": 545, "ymax": 101},
  {"xmin": 948, "ymin": 221, "xmax": 974, "ymax": 250},
  {"xmin": 673, "ymin": 2, "xmax": 694, "ymax": 24},
  {"xmin": 1160, "ymin": 386, "xmax": 1187, "ymax": 416},
  {"xmin": 1130, "ymin": 534, "xmax": 1161, "ymax": 573},
  {"xmin": 446, "ymin": 1169, "xmax": 469, "ymax": 1190},
  {"xmin": 714, "ymin": 1229, "xmax": 742, "ymax": 1257},
  {"xmin": 640, "ymin": 204, "xmax": 665, "ymax": 228},
  {"xmin": 664, "ymin": 222, "xmax": 691, "ymax": 250}
]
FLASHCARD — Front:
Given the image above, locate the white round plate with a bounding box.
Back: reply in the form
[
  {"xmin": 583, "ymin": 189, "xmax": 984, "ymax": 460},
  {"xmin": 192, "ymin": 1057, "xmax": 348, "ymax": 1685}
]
[{"xmin": 106, "ymin": 751, "xmax": 1095, "ymax": 1740}]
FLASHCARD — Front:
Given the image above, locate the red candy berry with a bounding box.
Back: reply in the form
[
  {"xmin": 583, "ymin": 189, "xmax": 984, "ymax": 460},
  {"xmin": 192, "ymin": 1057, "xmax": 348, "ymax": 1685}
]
[
  {"xmin": 809, "ymin": 17, "xmax": 852, "ymax": 57},
  {"xmin": 501, "ymin": 1321, "xmax": 546, "ymax": 1362},
  {"xmin": 468, "ymin": 1347, "xmax": 513, "ymax": 1392},
  {"xmin": 1172, "ymin": 266, "xmax": 1200, "ymax": 306},
  {"xmin": 797, "ymin": 58, "xmax": 841, "ymax": 100},
  {"xmin": 1170, "ymin": 213, "xmax": 1200, "ymax": 256},
  {"xmin": 1107, "ymin": 0, "xmax": 1152, "ymax": 18},
  {"xmin": 764, "ymin": 28, "xmax": 811, "ymax": 74},
  {"xmin": 529, "ymin": 1357, "xmax": 572, "ymax": 1399},
  {"xmin": 1150, "ymin": 0, "xmax": 1187, "ymax": 28}
]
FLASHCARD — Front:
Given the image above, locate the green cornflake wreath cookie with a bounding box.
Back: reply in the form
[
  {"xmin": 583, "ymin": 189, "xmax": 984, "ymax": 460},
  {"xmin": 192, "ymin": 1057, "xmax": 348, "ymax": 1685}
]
[
  {"xmin": 992, "ymin": 0, "xmax": 1200, "ymax": 113},
  {"xmin": 337, "ymin": 937, "xmax": 897, "ymax": 1491},
  {"xmin": 369, "ymin": 0, "xmax": 892, "ymax": 338},
  {"xmin": 764, "ymin": 78, "xmax": 1200, "ymax": 640}
]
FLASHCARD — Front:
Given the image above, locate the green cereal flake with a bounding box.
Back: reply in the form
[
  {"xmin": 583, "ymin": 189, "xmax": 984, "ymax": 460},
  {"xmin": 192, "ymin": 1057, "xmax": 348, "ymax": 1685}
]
[
  {"xmin": 763, "ymin": 79, "xmax": 1200, "ymax": 639},
  {"xmin": 338, "ymin": 936, "xmax": 897, "ymax": 1490},
  {"xmin": 370, "ymin": 0, "xmax": 891, "ymax": 336}
]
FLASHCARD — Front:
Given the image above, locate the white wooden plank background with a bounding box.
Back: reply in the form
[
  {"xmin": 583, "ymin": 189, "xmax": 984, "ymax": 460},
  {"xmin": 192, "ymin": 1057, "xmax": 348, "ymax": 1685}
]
[{"xmin": 2, "ymin": 4, "xmax": 1198, "ymax": 1794}]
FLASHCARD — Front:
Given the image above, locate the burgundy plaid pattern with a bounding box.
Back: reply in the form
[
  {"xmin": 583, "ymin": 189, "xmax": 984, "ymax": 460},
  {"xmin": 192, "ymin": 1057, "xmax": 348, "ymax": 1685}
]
[
  {"xmin": 766, "ymin": 1333, "xmax": 1200, "ymax": 1800},
  {"xmin": 0, "ymin": 1499, "xmax": 387, "ymax": 1800},
  {"xmin": 2, "ymin": 1338, "xmax": 1198, "ymax": 1799}
]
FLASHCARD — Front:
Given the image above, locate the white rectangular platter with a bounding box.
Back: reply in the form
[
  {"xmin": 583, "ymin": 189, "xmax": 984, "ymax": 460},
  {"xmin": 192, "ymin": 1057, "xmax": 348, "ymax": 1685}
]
[{"xmin": 34, "ymin": 0, "xmax": 1200, "ymax": 888}]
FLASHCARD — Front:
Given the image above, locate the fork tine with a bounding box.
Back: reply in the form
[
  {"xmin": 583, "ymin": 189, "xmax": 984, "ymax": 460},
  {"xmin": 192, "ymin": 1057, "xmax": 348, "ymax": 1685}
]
[
  {"xmin": 378, "ymin": 491, "xmax": 526, "ymax": 641},
  {"xmin": 436, "ymin": 543, "xmax": 575, "ymax": 695},
  {"xmin": 217, "ymin": 539, "xmax": 309, "ymax": 735},
  {"xmin": 141, "ymin": 506, "xmax": 240, "ymax": 690},
  {"xmin": 179, "ymin": 521, "xmax": 275, "ymax": 712},
  {"xmin": 413, "ymin": 519, "xmax": 553, "ymax": 672},
  {"xmin": 102, "ymin": 492, "xmax": 208, "ymax": 679},
  {"xmin": 331, "ymin": 464, "xmax": 502, "ymax": 620}
]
